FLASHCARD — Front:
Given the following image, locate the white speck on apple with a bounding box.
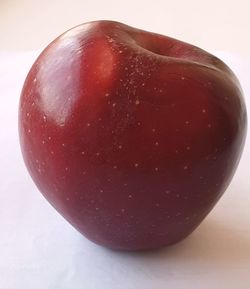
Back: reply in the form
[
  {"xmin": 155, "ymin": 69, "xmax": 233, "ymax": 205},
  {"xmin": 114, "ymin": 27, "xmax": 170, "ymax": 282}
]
[{"xmin": 107, "ymin": 37, "xmax": 114, "ymax": 43}]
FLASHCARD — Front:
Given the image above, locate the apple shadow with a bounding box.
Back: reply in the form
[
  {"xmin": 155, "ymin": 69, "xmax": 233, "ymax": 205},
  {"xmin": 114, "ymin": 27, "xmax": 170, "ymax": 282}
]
[
  {"xmin": 104, "ymin": 217, "xmax": 250, "ymax": 272},
  {"xmin": 70, "ymin": 214, "xmax": 250, "ymax": 287}
]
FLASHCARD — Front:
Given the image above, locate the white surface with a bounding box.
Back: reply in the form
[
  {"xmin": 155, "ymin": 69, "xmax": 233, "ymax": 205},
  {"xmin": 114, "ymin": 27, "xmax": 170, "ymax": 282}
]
[
  {"xmin": 0, "ymin": 51, "xmax": 249, "ymax": 289},
  {"xmin": 0, "ymin": 0, "xmax": 250, "ymax": 55}
]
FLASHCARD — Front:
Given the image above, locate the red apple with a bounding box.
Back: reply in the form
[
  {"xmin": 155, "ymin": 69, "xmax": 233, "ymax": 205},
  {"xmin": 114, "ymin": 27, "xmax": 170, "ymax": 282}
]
[{"xmin": 19, "ymin": 21, "xmax": 247, "ymax": 250}]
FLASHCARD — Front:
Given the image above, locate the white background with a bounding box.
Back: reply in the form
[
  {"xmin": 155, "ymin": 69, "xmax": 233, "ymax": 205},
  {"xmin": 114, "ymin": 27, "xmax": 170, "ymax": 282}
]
[
  {"xmin": 0, "ymin": 0, "xmax": 250, "ymax": 55},
  {"xmin": 0, "ymin": 1, "xmax": 250, "ymax": 289}
]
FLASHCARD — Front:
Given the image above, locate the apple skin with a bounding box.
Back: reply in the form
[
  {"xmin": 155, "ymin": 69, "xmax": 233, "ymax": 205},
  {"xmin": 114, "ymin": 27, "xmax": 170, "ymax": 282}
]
[{"xmin": 19, "ymin": 21, "xmax": 247, "ymax": 250}]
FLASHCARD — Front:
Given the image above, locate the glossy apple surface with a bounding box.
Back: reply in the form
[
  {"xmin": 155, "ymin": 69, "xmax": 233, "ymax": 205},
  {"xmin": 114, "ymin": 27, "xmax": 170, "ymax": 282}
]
[{"xmin": 19, "ymin": 21, "xmax": 247, "ymax": 250}]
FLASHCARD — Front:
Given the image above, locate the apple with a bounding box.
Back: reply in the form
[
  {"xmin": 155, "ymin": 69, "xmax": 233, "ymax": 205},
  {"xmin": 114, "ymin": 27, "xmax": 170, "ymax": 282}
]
[{"xmin": 19, "ymin": 20, "xmax": 247, "ymax": 250}]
